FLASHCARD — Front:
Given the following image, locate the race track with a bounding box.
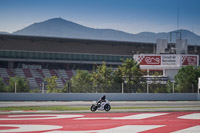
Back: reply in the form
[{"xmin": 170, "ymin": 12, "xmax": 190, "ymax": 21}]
[
  {"xmin": 0, "ymin": 112, "xmax": 200, "ymax": 133},
  {"xmin": 1, "ymin": 101, "xmax": 200, "ymax": 107}
]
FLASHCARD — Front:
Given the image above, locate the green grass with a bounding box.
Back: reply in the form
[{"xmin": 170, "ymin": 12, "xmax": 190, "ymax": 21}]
[{"xmin": 0, "ymin": 106, "xmax": 200, "ymax": 111}]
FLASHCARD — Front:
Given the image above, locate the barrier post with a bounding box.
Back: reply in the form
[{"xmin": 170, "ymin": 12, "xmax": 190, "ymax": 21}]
[
  {"xmin": 15, "ymin": 81, "xmax": 17, "ymax": 93},
  {"xmin": 198, "ymin": 78, "xmax": 200, "ymax": 94}
]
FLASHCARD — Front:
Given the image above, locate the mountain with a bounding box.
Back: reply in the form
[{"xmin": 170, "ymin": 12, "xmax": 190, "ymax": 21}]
[
  {"xmin": 13, "ymin": 18, "xmax": 134, "ymax": 41},
  {"xmin": 0, "ymin": 31, "xmax": 10, "ymax": 34},
  {"xmin": 13, "ymin": 18, "xmax": 200, "ymax": 45}
]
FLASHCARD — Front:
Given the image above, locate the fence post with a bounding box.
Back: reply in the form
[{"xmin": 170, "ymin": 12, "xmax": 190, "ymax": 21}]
[
  {"xmin": 15, "ymin": 81, "xmax": 17, "ymax": 93},
  {"xmin": 198, "ymin": 78, "xmax": 200, "ymax": 94}
]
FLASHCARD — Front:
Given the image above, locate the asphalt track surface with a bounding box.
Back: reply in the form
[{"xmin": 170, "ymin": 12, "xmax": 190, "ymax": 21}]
[
  {"xmin": 0, "ymin": 112, "xmax": 200, "ymax": 133},
  {"xmin": 1, "ymin": 101, "xmax": 200, "ymax": 112},
  {"xmin": 0, "ymin": 101, "xmax": 200, "ymax": 107}
]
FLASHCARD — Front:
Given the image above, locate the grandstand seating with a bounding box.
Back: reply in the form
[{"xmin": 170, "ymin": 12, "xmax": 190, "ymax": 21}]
[
  {"xmin": 57, "ymin": 69, "xmax": 68, "ymax": 79},
  {"xmin": 7, "ymin": 69, "xmax": 15, "ymax": 77},
  {"xmin": 49, "ymin": 69, "xmax": 58, "ymax": 77},
  {"xmin": 42, "ymin": 69, "xmax": 52, "ymax": 77},
  {"xmin": 23, "ymin": 69, "xmax": 33, "ymax": 78},
  {"xmin": 35, "ymin": 69, "xmax": 45, "ymax": 78},
  {"xmin": 0, "ymin": 67, "xmax": 76, "ymax": 88},
  {"xmin": 0, "ymin": 68, "xmax": 8, "ymax": 77},
  {"xmin": 27, "ymin": 78, "xmax": 38, "ymax": 88},
  {"xmin": 15, "ymin": 68, "xmax": 25, "ymax": 77}
]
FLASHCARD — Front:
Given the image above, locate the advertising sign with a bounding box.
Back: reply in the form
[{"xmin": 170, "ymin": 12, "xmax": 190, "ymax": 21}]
[
  {"xmin": 162, "ymin": 55, "xmax": 177, "ymax": 65},
  {"xmin": 198, "ymin": 78, "xmax": 200, "ymax": 93},
  {"xmin": 134, "ymin": 54, "xmax": 199, "ymax": 66},
  {"xmin": 138, "ymin": 55, "xmax": 161, "ymax": 65},
  {"xmin": 198, "ymin": 77, "xmax": 200, "ymax": 89},
  {"xmin": 182, "ymin": 55, "xmax": 198, "ymax": 66}
]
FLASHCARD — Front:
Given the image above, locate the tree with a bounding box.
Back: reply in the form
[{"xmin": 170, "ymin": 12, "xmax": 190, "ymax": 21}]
[
  {"xmin": 166, "ymin": 80, "xmax": 173, "ymax": 93},
  {"xmin": 62, "ymin": 80, "xmax": 71, "ymax": 93},
  {"xmin": 45, "ymin": 76, "xmax": 59, "ymax": 93},
  {"xmin": 0, "ymin": 78, "xmax": 6, "ymax": 92},
  {"xmin": 175, "ymin": 66, "xmax": 200, "ymax": 93},
  {"xmin": 148, "ymin": 72, "xmax": 168, "ymax": 93},
  {"xmin": 70, "ymin": 70, "xmax": 93, "ymax": 93},
  {"xmin": 112, "ymin": 69, "xmax": 124, "ymax": 93},
  {"xmin": 90, "ymin": 62, "xmax": 114, "ymax": 93},
  {"xmin": 118, "ymin": 58, "xmax": 143, "ymax": 93},
  {"xmin": 8, "ymin": 77, "xmax": 30, "ymax": 92}
]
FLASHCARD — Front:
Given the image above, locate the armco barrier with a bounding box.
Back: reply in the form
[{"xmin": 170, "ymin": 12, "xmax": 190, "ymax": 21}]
[
  {"xmin": 198, "ymin": 94, "xmax": 200, "ymax": 101},
  {"xmin": 0, "ymin": 93, "xmax": 199, "ymax": 101}
]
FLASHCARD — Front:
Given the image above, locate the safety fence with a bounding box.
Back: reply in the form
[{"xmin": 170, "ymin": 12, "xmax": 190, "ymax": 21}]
[{"xmin": 0, "ymin": 93, "xmax": 200, "ymax": 101}]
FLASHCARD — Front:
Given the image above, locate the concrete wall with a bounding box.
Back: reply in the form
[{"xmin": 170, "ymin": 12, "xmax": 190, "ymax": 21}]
[
  {"xmin": 0, "ymin": 93, "xmax": 199, "ymax": 101},
  {"xmin": 198, "ymin": 94, "xmax": 200, "ymax": 101}
]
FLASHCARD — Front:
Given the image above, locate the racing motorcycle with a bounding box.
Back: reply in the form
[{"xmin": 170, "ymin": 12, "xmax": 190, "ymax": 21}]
[{"xmin": 90, "ymin": 99, "xmax": 111, "ymax": 112}]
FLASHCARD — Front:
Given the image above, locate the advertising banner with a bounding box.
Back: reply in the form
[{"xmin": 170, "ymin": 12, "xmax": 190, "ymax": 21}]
[
  {"xmin": 199, "ymin": 78, "xmax": 200, "ymax": 89},
  {"xmin": 182, "ymin": 55, "xmax": 198, "ymax": 66},
  {"xmin": 162, "ymin": 55, "xmax": 177, "ymax": 65},
  {"xmin": 134, "ymin": 54, "xmax": 199, "ymax": 66},
  {"xmin": 198, "ymin": 77, "xmax": 200, "ymax": 93},
  {"xmin": 137, "ymin": 55, "xmax": 161, "ymax": 65}
]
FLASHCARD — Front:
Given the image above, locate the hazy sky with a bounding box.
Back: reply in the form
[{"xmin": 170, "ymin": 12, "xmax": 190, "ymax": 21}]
[{"xmin": 1, "ymin": 0, "xmax": 200, "ymax": 35}]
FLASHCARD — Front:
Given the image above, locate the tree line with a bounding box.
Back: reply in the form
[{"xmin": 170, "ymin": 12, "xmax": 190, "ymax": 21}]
[{"xmin": 1, "ymin": 59, "xmax": 200, "ymax": 93}]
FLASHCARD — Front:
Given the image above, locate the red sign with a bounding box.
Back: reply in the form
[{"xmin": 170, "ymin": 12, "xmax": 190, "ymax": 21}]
[
  {"xmin": 139, "ymin": 56, "xmax": 161, "ymax": 65},
  {"xmin": 182, "ymin": 56, "xmax": 197, "ymax": 66}
]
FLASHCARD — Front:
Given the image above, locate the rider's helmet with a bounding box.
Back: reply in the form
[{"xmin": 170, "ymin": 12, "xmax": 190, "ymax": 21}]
[{"xmin": 101, "ymin": 95, "xmax": 106, "ymax": 100}]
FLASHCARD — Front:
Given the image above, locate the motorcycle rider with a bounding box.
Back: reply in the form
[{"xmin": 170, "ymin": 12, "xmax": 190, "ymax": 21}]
[{"xmin": 97, "ymin": 95, "xmax": 106, "ymax": 107}]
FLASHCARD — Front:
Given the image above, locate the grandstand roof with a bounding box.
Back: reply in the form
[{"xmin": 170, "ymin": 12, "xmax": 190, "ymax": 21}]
[{"xmin": 0, "ymin": 34, "xmax": 155, "ymax": 55}]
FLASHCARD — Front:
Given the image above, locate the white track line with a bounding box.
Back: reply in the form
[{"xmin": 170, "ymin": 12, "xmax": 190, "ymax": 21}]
[
  {"xmin": 77, "ymin": 113, "xmax": 168, "ymax": 120},
  {"xmin": 178, "ymin": 113, "xmax": 200, "ymax": 120},
  {"xmin": 172, "ymin": 126, "xmax": 200, "ymax": 133}
]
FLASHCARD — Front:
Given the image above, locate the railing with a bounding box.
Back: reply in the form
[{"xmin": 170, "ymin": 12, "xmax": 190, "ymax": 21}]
[{"xmin": 0, "ymin": 50, "xmax": 131, "ymax": 63}]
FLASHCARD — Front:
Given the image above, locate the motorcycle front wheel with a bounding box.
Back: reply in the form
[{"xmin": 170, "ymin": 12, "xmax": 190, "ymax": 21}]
[
  {"xmin": 90, "ymin": 105, "xmax": 97, "ymax": 112},
  {"xmin": 104, "ymin": 104, "xmax": 111, "ymax": 111}
]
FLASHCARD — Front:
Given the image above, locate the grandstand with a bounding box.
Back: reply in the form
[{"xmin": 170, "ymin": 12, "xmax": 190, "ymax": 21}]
[
  {"xmin": 0, "ymin": 34, "xmax": 200, "ymax": 88},
  {"xmin": 0, "ymin": 34, "xmax": 154, "ymax": 88}
]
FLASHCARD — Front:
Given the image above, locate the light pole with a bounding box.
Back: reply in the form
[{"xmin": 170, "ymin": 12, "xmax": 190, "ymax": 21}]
[
  {"xmin": 42, "ymin": 82, "xmax": 45, "ymax": 93},
  {"xmin": 122, "ymin": 82, "xmax": 124, "ymax": 94},
  {"xmin": 122, "ymin": 77, "xmax": 127, "ymax": 94},
  {"xmin": 14, "ymin": 81, "xmax": 17, "ymax": 93},
  {"xmin": 172, "ymin": 80, "xmax": 175, "ymax": 93},
  {"xmin": 147, "ymin": 82, "xmax": 149, "ymax": 93},
  {"xmin": 198, "ymin": 78, "xmax": 200, "ymax": 94},
  {"xmin": 95, "ymin": 84, "xmax": 98, "ymax": 93}
]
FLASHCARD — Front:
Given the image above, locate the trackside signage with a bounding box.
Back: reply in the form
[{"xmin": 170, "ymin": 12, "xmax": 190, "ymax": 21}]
[
  {"xmin": 139, "ymin": 56, "xmax": 161, "ymax": 65},
  {"xmin": 198, "ymin": 78, "xmax": 200, "ymax": 89},
  {"xmin": 134, "ymin": 54, "xmax": 199, "ymax": 66},
  {"xmin": 198, "ymin": 78, "xmax": 200, "ymax": 93},
  {"xmin": 162, "ymin": 55, "xmax": 177, "ymax": 65},
  {"xmin": 182, "ymin": 55, "xmax": 198, "ymax": 66}
]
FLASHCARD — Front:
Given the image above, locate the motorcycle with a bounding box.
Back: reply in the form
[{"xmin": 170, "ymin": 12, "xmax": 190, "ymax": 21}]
[{"xmin": 90, "ymin": 99, "xmax": 111, "ymax": 112}]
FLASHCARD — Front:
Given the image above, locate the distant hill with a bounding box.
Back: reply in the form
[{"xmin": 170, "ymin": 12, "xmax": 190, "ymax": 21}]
[
  {"xmin": 0, "ymin": 31, "xmax": 10, "ymax": 34},
  {"xmin": 13, "ymin": 18, "xmax": 200, "ymax": 45}
]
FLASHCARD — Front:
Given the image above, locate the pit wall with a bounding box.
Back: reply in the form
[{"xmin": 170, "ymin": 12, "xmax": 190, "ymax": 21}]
[{"xmin": 0, "ymin": 93, "xmax": 200, "ymax": 101}]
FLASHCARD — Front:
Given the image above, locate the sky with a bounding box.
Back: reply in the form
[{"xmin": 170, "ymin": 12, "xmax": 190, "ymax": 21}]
[{"xmin": 0, "ymin": 0, "xmax": 200, "ymax": 35}]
